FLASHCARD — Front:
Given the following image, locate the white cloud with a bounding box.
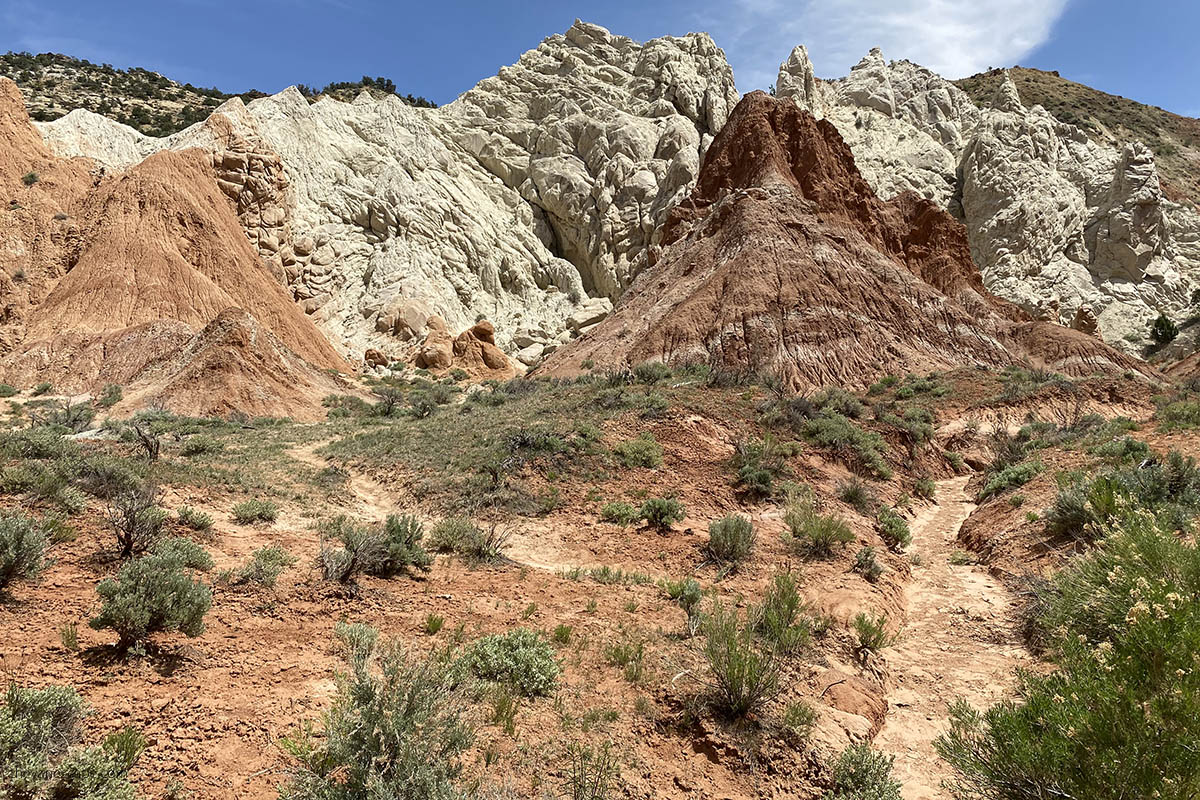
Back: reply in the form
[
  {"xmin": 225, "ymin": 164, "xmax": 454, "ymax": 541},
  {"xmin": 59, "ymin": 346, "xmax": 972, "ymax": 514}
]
[{"xmin": 694, "ymin": 0, "xmax": 1070, "ymax": 91}]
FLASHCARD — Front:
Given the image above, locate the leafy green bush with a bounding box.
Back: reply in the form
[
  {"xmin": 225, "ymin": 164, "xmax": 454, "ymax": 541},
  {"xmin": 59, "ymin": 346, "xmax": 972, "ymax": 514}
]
[
  {"xmin": 784, "ymin": 501, "xmax": 854, "ymax": 558},
  {"xmin": 0, "ymin": 384, "xmax": 15, "ymax": 397},
  {"xmin": 977, "ymin": 460, "xmax": 1042, "ymax": 501},
  {"xmin": 782, "ymin": 701, "xmax": 817, "ymax": 744},
  {"xmin": 365, "ymin": 514, "xmax": 433, "ymax": 576},
  {"xmin": 180, "ymin": 435, "xmax": 223, "ymax": 457},
  {"xmin": 913, "ymin": 477, "xmax": 936, "ymax": 500},
  {"xmin": 1157, "ymin": 400, "xmax": 1200, "ymax": 430},
  {"xmin": 280, "ymin": 628, "xmax": 472, "ymax": 800},
  {"xmin": 822, "ymin": 743, "xmax": 902, "ymax": 800},
  {"xmin": 89, "ymin": 540, "xmax": 212, "ymax": 647},
  {"xmin": 460, "ymin": 628, "xmax": 561, "ymax": 696},
  {"xmin": 705, "ymin": 515, "xmax": 755, "ymax": 565},
  {"xmin": 176, "ymin": 505, "xmax": 213, "ymax": 532},
  {"xmin": 732, "ymin": 435, "xmax": 796, "ymax": 497},
  {"xmin": 0, "ymin": 426, "xmax": 77, "ymax": 460},
  {"xmin": 876, "ymin": 508, "xmax": 911, "ymax": 551},
  {"xmin": 1149, "ymin": 313, "xmax": 1179, "ymax": 345},
  {"xmin": 599, "ymin": 501, "xmax": 640, "ymax": 526},
  {"xmin": 936, "ymin": 510, "xmax": 1200, "ymax": 799},
  {"xmin": 853, "ymin": 612, "xmax": 896, "ymax": 657},
  {"xmin": 632, "ymin": 361, "xmax": 672, "ymax": 384},
  {"xmin": 639, "ymin": 497, "xmax": 685, "ymax": 531},
  {"xmin": 221, "ymin": 546, "xmax": 296, "ymax": 589},
  {"xmin": 0, "ymin": 511, "xmax": 47, "ymax": 592},
  {"xmin": 231, "ymin": 499, "xmax": 278, "ymax": 524},
  {"xmin": 96, "ymin": 383, "xmax": 123, "ymax": 409},
  {"xmin": 0, "ymin": 684, "xmax": 141, "ymax": 800},
  {"xmin": 853, "ymin": 546, "xmax": 883, "ymax": 583},
  {"xmin": 319, "ymin": 515, "xmax": 433, "ymax": 584},
  {"xmin": 664, "ymin": 577, "xmax": 704, "ymax": 636},
  {"xmin": 613, "ymin": 434, "xmax": 663, "ymax": 468},
  {"xmin": 702, "ymin": 601, "xmax": 780, "ymax": 718}
]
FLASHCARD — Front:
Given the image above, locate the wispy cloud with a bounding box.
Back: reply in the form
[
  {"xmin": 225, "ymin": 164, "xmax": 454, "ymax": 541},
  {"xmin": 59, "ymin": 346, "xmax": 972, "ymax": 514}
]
[{"xmin": 694, "ymin": 0, "xmax": 1070, "ymax": 90}]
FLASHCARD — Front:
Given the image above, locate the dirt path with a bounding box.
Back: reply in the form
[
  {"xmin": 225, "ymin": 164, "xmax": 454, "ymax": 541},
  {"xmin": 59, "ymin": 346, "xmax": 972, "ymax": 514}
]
[
  {"xmin": 874, "ymin": 476, "xmax": 1031, "ymax": 799},
  {"xmin": 287, "ymin": 440, "xmax": 398, "ymax": 520}
]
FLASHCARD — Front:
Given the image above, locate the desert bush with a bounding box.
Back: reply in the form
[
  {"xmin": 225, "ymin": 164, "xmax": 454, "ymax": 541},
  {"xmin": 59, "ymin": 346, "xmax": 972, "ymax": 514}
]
[
  {"xmin": 705, "ymin": 515, "xmax": 755, "ymax": 566},
  {"xmin": 1157, "ymin": 399, "xmax": 1200, "ymax": 430},
  {"xmin": 822, "ymin": 743, "xmax": 902, "ymax": 800},
  {"xmin": 363, "ymin": 514, "xmax": 432, "ymax": 576},
  {"xmin": 0, "ymin": 684, "xmax": 141, "ymax": 800},
  {"xmin": 427, "ymin": 517, "xmax": 508, "ymax": 563},
  {"xmin": 318, "ymin": 515, "xmax": 432, "ymax": 584},
  {"xmin": 702, "ymin": 601, "xmax": 780, "ymax": 718},
  {"xmin": 43, "ymin": 400, "xmax": 95, "ymax": 433},
  {"xmin": 0, "ymin": 511, "xmax": 47, "ymax": 592},
  {"xmin": 632, "ymin": 361, "xmax": 673, "ymax": 384},
  {"xmin": 853, "ymin": 546, "xmax": 883, "ymax": 583},
  {"xmin": 89, "ymin": 541, "xmax": 212, "ymax": 648},
  {"xmin": 221, "ymin": 546, "xmax": 296, "ymax": 589},
  {"xmin": 732, "ymin": 435, "xmax": 796, "ymax": 497},
  {"xmin": 784, "ymin": 501, "xmax": 854, "ymax": 558},
  {"xmin": 563, "ymin": 741, "xmax": 619, "ymax": 800},
  {"xmin": 876, "ymin": 508, "xmax": 911, "ymax": 551},
  {"xmin": 96, "ymin": 383, "xmax": 123, "ymax": 409},
  {"xmin": 460, "ymin": 628, "xmax": 561, "ymax": 697},
  {"xmin": 913, "ymin": 477, "xmax": 936, "ymax": 500},
  {"xmin": 599, "ymin": 501, "xmax": 640, "ymax": 526},
  {"xmin": 753, "ymin": 572, "xmax": 811, "ymax": 653},
  {"xmin": 977, "ymin": 460, "xmax": 1042, "ymax": 501},
  {"xmin": 231, "ymin": 499, "xmax": 278, "ymax": 524},
  {"xmin": 811, "ymin": 387, "xmax": 867, "ymax": 419},
  {"xmin": 802, "ymin": 414, "xmax": 890, "ymax": 478},
  {"xmin": 853, "ymin": 612, "xmax": 896, "ymax": 657},
  {"xmin": 76, "ymin": 455, "xmax": 142, "ymax": 500},
  {"xmin": 782, "ymin": 701, "xmax": 817, "ymax": 744},
  {"xmin": 0, "ymin": 384, "xmax": 15, "ymax": 397},
  {"xmin": 639, "ymin": 497, "xmax": 685, "ymax": 531},
  {"xmin": 280, "ymin": 630, "xmax": 472, "ymax": 800},
  {"xmin": 106, "ymin": 484, "xmax": 167, "ymax": 558},
  {"xmin": 31, "ymin": 382, "xmax": 51, "ymax": 396},
  {"xmin": 1149, "ymin": 313, "xmax": 1179, "ymax": 345},
  {"xmin": 936, "ymin": 510, "xmax": 1200, "ymax": 800},
  {"xmin": 0, "ymin": 426, "xmax": 77, "ymax": 460},
  {"xmin": 180, "ymin": 435, "xmax": 223, "ymax": 457},
  {"xmin": 837, "ymin": 477, "xmax": 878, "ymax": 513},
  {"xmin": 612, "ymin": 433, "xmax": 663, "ymax": 468},
  {"xmin": 664, "ymin": 577, "xmax": 704, "ymax": 636},
  {"xmin": 176, "ymin": 505, "xmax": 213, "ymax": 532}
]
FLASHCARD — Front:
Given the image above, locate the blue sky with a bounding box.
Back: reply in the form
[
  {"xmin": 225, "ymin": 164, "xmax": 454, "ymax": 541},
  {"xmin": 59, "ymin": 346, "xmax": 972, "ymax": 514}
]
[{"xmin": 3, "ymin": 1, "xmax": 1198, "ymax": 116}]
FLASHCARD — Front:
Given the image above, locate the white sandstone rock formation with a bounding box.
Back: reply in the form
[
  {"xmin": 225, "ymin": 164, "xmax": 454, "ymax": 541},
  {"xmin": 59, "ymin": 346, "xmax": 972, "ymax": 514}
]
[
  {"xmin": 776, "ymin": 48, "xmax": 1200, "ymax": 352},
  {"xmin": 35, "ymin": 21, "xmax": 739, "ymax": 364}
]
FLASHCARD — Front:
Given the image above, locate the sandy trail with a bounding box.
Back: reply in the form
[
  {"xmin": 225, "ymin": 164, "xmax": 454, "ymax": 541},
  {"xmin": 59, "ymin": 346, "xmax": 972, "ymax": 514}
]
[{"xmin": 873, "ymin": 476, "xmax": 1031, "ymax": 799}]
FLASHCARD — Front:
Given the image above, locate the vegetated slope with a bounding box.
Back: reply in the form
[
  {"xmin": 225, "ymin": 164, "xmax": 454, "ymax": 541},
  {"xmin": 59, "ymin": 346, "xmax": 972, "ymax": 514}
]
[
  {"xmin": 541, "ymin": 92, "xmax": 1152, "ymax": 388},
  {"xmin": 0, "ymin": 77, "xmax": 348, "ymax": 419},
  {"xmin": 0, "ymin": 51, "xmax": 438, "ymax": 137},
  {"xmin": 956, "ymin": 66, "xmax": 1200, "ymax": 209}
]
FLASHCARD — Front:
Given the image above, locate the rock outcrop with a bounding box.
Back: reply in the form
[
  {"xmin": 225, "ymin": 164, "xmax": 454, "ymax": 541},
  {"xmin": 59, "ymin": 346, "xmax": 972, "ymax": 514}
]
[
  {"xmin": 775, "ymin": 48, "xmax": 1200, "ymax": 354},
  {"xmin": 540, "ymin": 93, "xmax": 1150, "ymax": 387},
  {"xmin": 36, "ymin": 21, "xmax": 739, "ymax": 365}
]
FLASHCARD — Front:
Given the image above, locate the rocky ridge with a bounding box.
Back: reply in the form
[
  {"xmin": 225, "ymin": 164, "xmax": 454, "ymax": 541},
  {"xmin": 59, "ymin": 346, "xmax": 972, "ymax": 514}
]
[
  {"xmin": 776, "ymin": 47, "xmax": 1200, "ymax": 353},
  {"xmin": 540, "ymin": 92, "xmax": 1149, "ymax": 387},
  {"xmin": 34, "ymin": 21, "xmax": 739, "ymax": 367}
]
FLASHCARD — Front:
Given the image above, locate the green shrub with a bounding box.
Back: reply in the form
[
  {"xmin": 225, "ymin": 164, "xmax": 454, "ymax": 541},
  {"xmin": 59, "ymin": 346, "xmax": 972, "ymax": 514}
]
[
  {"xmin": 0, "ymin": 511, "xmax": 47, "ymax": 592},
  {"xmin": 0, "ymin": 426, "xmax": 77, "ymax": 460},
  {"xmin": 31, "ymin": 382, "xmax": 51, "ymax": 396},
  {"xmin": 753, "ymin": 572, "xmax": 811, "ymax": 653},
  {"xmin": 784, "ymin": 501, "xmax": 854, "ymax": 558},
  {"xmin": 21, "ymin": 172, "xmax": 38, "ymax": 186},
  {"xmin": 460, "ymin": 628, "xmax": 561, "ymax": 696},
  {"xmin": 427, "ymin": 518, "xmax": 508, "ymax": 564},
  {"xmin": 1158, "ymin": 400, "xmax": 1200, "ymax": 430},
  {"xmin": 632, "ymin": 361, "xmax": 672, "ymax": 384},
  {"xmin": 89, "ymin": 543, "xmax": 212, "ymax": 648},
  {"xmin": 551, "ymin": 623, "xmax": 573, "ymax": 644},
  {"xmin": 802, "ymin": 414, "xmax": 890, "ymax": 478},
  {"xmin": 853, "ymin": 612, "xmax": 896, "ymax": 657},
  {"xmin": 732, "ymin": 435, "xmax": 796, "ymax": 497},
  {"xmin": 782, "ymin": 701, "xmax": 817, "ymax": 744},
  {"xmin": 702, "ymin": 601, "xmax": 780, "ymax": 718},
  {"xmin": 0, "ymin": 384, "xmax": 15, "ymax": 397},
  {"xmin": 913, "ymin": 477, "xmax": 936, "ymax": 500},
  {"xmin": 424, "ymin": 613, "xmax": 445, "ymax": 635},
  {"xmin": 563, "ymin": 741, "xmax": 619, "ymax": 800},
  {"xmin": 221, "ymin": 546, "xmax": 296, "ymax": 588},
  {"xmin": 876, "ymin": 508, "xmax": 911, "ymax": 551},
  {"xmin": 664, "ymin": 577, "xmax": 704, "ymax": 636},
  {"xmin": 837, "ymin": 477, "xmax": 878, "ymax": 513},
  {"xmin": 0, "ymin": 684, "xmax": 141, "ymax": 800},
  {"xmin": 599, "ymin": 501, "xmax": 640, "ymax": 526},
  {"xmin": 280, "ymin": 630, "xmax": 472, "ymax": 800},
  {"xmin": 319, "ymin": 515, "xmax": 433, "ymax": 584},
  {"xmin": 96, "ymin": 383, "xmax": 123, "ymax": 409},
  {"xmin": 613, "ymin": 434, "xmax": 663, "ymax": 468},
  {"xmin": 822, "ymin": 743, "xmax": 902, "ymax": 800},
  {"xmin": 231, "ymin": 499, "xmax": 278, "ymax": 524},
  {"xmin": 706, "ymin": 515, "xmax": 755, "ymax": 565},
  {"xmin": 180, "ymin": 435, "xmax": 223, "ymax": 457},
  {"xmin": 853, "ymin": 546, "xmax": 883, "ymax": 583},
  {"xmin": 365, "ymin": 514, "xmax": 432, "ymax": 576},
  {"xmin": 639, "ymin": 497, "xmax": 685, "ymax": 531},
  {"xmin": 176, "ymin": 505, "xmax": 213, "ymax": 532},
  {"xmin": 977, "ymin": 460, "xmax": 1042, "ymax": 501},
  {"xmin": 936, "ymin": 510, "xmax": 1200, "ymax": 800},
  {"xmin": 1149, "ymin": 313, "xmax": 1179, "ymax": 345}
]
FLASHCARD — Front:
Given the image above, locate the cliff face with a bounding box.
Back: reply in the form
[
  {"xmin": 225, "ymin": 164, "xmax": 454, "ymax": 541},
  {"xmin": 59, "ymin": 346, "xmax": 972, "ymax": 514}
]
[
  {"xmin": 540, "ymin": 93, "xmax": 1150, "ymax": 387},
  {"xmin": 776, "ymin": 48, "xmax": 1200, "ymax": 354}
]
